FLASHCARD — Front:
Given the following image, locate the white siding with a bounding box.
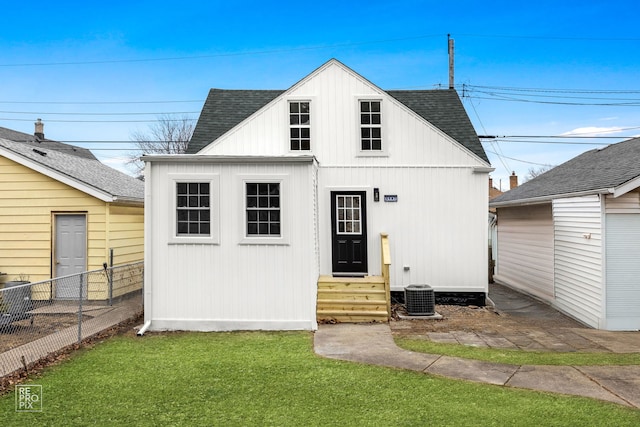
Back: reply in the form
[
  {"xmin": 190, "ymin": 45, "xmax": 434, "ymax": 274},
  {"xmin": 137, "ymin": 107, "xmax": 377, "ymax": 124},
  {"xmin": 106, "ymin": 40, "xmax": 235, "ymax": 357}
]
[
  {"xmin": 199, "ymin": 60, "xmax": 490, "ymax": 296},
  {"xmin": 605, "ymin": 190, "xmax": 640, "ymax": 214},
  {"xmin": 144, "ymin": 160, "xmax": 318, "ymax": 331},
  {"xmin": 552, "ymin": 195, "xmax": 603, "ymax": 328},
  {"xmin": 605, "ymin": 214, "xmax": 640, "ymax": 330},
  {"xmin": 319, "ymin": 166, "xmax": 488, "ymax": 293},
  {"xmin": 148, "ymin": 60, "xmax": 492, "ymax": 331},
  {"xmin": 201, "ymin": 61, "xmax": 484, "ymax": 168},
  {"xmin": 494, "ymin": 204, "xmax": 554, "ymax": 300}
]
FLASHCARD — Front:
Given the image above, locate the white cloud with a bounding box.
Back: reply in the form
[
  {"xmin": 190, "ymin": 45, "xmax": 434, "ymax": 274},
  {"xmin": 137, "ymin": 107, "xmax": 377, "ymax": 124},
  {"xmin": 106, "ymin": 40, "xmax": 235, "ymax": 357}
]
[{"xmin": 560, "ymin": 126, "xmax": 626, "ymax": 137}]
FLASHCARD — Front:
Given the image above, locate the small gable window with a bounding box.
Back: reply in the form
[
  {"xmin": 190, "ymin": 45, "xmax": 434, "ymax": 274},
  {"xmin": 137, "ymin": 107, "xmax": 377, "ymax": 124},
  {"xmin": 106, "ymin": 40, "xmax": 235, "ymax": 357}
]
[
  {"xmin": 360, "ymin": 100, "xmax": 382, "ymax": 151},
  {"xmin": 289, "ymin": 101, "xmax": 310, "ymax": 151},
  {"xmin": 176, "ymin": 182, "xmax": 211, "ymax": 235}
]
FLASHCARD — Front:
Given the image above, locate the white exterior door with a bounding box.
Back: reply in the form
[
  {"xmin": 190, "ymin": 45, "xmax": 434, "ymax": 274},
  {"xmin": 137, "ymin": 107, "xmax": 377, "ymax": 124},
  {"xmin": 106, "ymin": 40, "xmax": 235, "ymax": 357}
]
[{"xmin": 54, "ymin": 214, "xmax": 87, "ymax": 299}]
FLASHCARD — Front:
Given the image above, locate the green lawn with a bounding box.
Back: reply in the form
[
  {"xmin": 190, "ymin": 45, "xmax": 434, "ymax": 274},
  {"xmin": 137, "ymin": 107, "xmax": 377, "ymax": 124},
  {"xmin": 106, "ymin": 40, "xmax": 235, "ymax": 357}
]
[
  {"xmin": 2, "ymin": 331, "xmax": 639, "ymax": 426},
  {"xmin": 396, "ymin": 338, "xmax": 640, "ymax": 366}
]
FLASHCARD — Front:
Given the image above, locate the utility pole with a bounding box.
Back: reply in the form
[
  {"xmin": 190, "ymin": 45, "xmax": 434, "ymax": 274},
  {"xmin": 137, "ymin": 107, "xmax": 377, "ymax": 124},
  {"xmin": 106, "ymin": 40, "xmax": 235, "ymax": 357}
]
[{"xmin": 448, "ymin": 34, "xmax": 455, "ymax": 90}]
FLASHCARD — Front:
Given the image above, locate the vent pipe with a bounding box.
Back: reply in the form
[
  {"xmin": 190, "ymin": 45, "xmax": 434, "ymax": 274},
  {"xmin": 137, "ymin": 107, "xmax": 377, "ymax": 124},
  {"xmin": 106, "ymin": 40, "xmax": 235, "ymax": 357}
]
[{"xmin": 448, "ymin": 34, "xmax": 455, "ymax": 90}]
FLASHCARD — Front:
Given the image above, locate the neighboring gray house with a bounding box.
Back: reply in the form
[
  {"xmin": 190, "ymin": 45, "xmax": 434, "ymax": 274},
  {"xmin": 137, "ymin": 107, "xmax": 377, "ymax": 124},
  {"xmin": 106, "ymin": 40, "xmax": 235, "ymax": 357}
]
[{"xmin": 490, "ymin": 137, "xmax": 640, "ymax": 330}]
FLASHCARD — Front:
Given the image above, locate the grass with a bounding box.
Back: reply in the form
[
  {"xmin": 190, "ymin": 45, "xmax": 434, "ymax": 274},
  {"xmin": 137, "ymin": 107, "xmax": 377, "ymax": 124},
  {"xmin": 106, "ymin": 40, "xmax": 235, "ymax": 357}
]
[
  {"xmin": 396, "ymin": 338, "xmax": 640, "ymax": 366},
  {"xmin": 1, "ymin": 331, "xmax": 639, "ymax": 426}
]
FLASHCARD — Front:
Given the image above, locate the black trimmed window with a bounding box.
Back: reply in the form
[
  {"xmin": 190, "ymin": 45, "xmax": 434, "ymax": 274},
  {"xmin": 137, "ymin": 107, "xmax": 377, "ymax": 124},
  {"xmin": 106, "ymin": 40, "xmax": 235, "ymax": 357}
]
[
  {"xmin": 360, "ymin": 100, "xmax": 382, "ymax": 150},
  {"xmin": 289, "ymin": 101, "xmax": 310, "ymax": 150},
  {"xmin": 176, "ymin": 182, "xmax": 210, "ymax": 235},
  {"xmin": 246, "ymin": 183, "xmax": 281, "ymax": 236}
]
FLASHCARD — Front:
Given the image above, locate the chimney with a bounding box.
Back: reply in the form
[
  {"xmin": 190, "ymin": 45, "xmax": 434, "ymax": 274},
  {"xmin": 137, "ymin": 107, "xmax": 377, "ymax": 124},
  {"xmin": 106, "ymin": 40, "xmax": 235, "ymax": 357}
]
[
  {"xmin": 448, "ymin": 35, "xmax": 455, "ymax": 89},
  {"xmin": 509, "ymin": 171, "xmax": 518, "ymax": 189},
  {"xmin": 34, "ymin": 118, "xmax": 45, "ymax": 140},
  {"xmin": 489, "ymin": 177, "xmax": 493, "ymax": 189}
]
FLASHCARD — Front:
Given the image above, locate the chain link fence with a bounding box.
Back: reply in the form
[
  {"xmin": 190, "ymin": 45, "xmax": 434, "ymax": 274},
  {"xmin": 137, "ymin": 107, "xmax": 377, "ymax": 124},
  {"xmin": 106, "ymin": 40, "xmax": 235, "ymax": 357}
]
[{"xmin": 0, "ymin": 262, "xmax": 143, "ymax": 378}]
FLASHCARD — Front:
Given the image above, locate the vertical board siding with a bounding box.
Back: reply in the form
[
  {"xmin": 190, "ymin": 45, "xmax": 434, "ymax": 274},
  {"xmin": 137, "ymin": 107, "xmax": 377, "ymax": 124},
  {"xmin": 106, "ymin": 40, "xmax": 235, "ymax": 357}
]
[
  {"xmin": 146, "ymin": 160, "xmax": 318, "ymax": 330},
  {"xmin": 201, "ymin": 62, "xmax": 484, "ymax": 168},
  {"xmin": 494, "ymin": 204, "xmax": 554, "ymax": 300},
  {"xmin": 319, "ymin": 166, "xmax": 488, "ymax": 293},
  {"xmin": 152, "ymin": 61, "xmax": 492, "ymax": 330},
  {"xmin": 552, "ymin": 196, "xmax": 603, "ymax": 328},
  {"xmin": 605, "ymin": 213, "xmax": 640, "ymax": 330}
]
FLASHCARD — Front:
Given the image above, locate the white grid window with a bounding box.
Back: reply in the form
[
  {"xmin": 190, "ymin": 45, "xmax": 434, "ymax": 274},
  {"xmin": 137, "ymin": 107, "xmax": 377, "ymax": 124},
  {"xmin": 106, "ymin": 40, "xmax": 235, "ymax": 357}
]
[
  {"xmin": 289, "ymin": 101, "xmax": 310, "ymax": 150},
  {"xmin": 176, "ymin": 182, "xmax": 210, "ymax": 235},
  {"xmin": 246, "ymin": 183, "xmax": 281, "ymax": 236},
  {"xmin": 336, "ymin": 195, "xmax": 361, "ymax": 234},
  {"xmin": 360, "ymin": 100, "xmax": 382, "ymax": 151}
]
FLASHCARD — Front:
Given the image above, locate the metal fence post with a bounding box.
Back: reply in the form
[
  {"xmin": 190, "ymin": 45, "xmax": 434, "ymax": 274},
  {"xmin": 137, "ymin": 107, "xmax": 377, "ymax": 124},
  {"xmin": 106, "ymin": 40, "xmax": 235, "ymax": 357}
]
[
  {"xmin": 77, "ymin": 273, "xmax": 84, "ymax": 343},
  {"xmin": 108, "ymin": 248, "xmax": 114, "ymax": 306}
]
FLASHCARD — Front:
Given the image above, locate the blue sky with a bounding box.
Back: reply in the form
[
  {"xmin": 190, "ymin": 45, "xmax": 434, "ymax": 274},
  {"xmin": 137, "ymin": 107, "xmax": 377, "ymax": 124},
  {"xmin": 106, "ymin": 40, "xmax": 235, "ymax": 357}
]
[{"xmin": 1, "ymin": 1, "xmax": 639, "ymax": 188}]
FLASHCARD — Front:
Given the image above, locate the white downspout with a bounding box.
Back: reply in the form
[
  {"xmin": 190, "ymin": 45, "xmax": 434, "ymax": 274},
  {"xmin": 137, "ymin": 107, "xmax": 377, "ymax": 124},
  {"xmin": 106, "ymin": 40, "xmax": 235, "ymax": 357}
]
[{"xmin": 137, "ymin": 321, "xmax": 151, "ymax": 336}]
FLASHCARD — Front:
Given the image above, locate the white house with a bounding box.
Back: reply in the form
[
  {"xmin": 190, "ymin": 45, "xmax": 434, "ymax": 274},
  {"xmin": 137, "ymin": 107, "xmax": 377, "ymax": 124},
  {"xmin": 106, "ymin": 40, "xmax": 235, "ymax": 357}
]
[
  {"xmin": 491, "ymin": 137, "xmax": 640, "ymax": 331},
  {"xmin": 143, "ymin": 59, "xmax": 492, "ymax": 331}
]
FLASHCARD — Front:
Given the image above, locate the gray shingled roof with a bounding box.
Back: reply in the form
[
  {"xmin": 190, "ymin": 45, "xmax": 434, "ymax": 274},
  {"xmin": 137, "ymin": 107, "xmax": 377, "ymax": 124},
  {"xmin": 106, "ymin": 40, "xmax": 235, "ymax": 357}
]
[
  {"xmin": 491, "ymin": 137, "xmax": 640, "ymax": 205},
  {"xmin": 0, "ymin": 138, "xmax": 143, "ymax": 202},
  {"xmin": 388, "ymin": 90, "xmax": 488, "ymax": 163},
  {"xmin": 187, "ymin": 88, "xmax": 488, "ymax": 163},
  {"xmin": 0, "ymin": 126, "xmax": 97, "ymax": 160},
  {"xmin": 187, "ymin": 90, "xmax": 284, "ymax": 154}
]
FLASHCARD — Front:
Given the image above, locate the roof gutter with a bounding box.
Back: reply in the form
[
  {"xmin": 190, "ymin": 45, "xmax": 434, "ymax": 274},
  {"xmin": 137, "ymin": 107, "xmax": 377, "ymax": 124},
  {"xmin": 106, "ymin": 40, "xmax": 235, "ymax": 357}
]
[
  {"xmin": 142, "ymin": 154, "xmax": 316, "ymax": 164},
  {"xmin": 473, "ymin": 166, "xmax": 495, "ymax": 174},
  {"xmin": 112, "ymin": 196, "xmax": 144, "ymax": 207},
  {"xmin": 490, "ymin": 187, "xmax": 615, "ymax": 208}
]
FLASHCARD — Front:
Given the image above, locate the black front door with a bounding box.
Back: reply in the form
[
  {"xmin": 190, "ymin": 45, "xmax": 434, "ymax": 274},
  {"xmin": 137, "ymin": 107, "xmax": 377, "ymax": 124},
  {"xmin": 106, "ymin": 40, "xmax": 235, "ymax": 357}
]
[{"xmin": 331, "ymin": 191, "xmax": 368, "ymax": 276}]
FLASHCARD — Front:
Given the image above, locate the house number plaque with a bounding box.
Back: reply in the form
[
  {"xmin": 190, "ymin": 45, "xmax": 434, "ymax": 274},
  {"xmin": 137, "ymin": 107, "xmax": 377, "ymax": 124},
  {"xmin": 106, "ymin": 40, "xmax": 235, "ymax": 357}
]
[{"xmin": 384, "ymin": 195, "xmax": 398, "ymax": 202}]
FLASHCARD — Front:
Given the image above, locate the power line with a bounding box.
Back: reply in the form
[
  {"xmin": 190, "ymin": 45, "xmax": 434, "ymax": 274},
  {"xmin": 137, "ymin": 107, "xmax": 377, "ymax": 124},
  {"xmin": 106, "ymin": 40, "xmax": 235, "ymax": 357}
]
[
  {"xmin": 0, "ymin": 110, "xmax": 199, "ymax": 116},
  {"xmin": 464, "ymin": 84, "xmax": 640, "ymax": 94},
  {"xmin": 493, "ymin": 139, "xmax": 611, "ymax": 145},
  {"xmin": 0, "ymin": 34, "xmax": 443, "ymax": 67},
  {"xmin": 463, "ymin": 96, "xmax": 511, "ymax": 172},
  {"xmin": 464, "ymin": 94, "xmax": 640, "ymax": 107},
  {"xmin": 0, "ymin": 117, "xmax": 197, "ymax": 123},
  {"xmin": 0, "ymin": 100, "xmax": 203, "ymax": 105},
  {"xmin": 484, "ymin": 149, "xmax": 555, "ymax": 167},
  {"xmin": 456, "ymin": 33, "xmax": 640, "ymax": 42},
  {"xmin": 461, "ymin": 84, "xmax": 640, "ymax": 106}
]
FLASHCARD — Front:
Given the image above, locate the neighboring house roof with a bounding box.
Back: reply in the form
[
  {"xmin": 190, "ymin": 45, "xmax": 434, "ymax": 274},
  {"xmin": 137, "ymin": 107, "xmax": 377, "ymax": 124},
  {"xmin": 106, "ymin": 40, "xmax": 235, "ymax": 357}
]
[
  {"xmin": 186, "ymin": 71, "xmax": 487, "ymax": 163},
  {"xmin": 0, "ymin": 126, "xmax": 97, "ymax": 160},
  {"xmin": 0, "ymin": 138, "xmax": 144, "ymax": 204},
  {"xmin": 489, "ymin": 186, "xmax": 503, "ymax": 200},
  {"xmin": 491, "ymin": 137, "xmax": 640, "ymax": 206}
]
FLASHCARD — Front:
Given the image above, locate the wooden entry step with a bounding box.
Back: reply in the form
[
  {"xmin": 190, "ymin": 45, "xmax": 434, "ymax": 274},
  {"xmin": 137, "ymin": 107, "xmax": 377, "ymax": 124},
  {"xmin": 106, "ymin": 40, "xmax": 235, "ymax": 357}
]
[{"xmin": 316, "ymin": 275, "xmax": 389, "ymax": 323}]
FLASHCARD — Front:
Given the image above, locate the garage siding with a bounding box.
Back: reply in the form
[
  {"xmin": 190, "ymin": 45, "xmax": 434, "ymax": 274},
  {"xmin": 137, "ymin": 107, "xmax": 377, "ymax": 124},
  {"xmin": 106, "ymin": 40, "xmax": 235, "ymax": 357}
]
[
  {"xmin": 494, "ymin": 204, "xmax": 554, "ymax": 300},
  {"xmin": 552, "ymin": 196, "xmax": 603, "ymax": 328},
  {"xmin": 605, "ymin": 213, "xmax": 640, "ymax": 330}
]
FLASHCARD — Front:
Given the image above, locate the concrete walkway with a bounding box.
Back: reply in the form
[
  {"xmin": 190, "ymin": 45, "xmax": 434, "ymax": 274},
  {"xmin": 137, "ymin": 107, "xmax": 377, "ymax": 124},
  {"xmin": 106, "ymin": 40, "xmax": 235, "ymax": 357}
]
[
  {"xmin": 314, "ymin": 323, "xmax": 640, "ymax": 408},
  {"xmin": 400, "ymin": 283, "xmax": 640, "ymax": 353}
]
